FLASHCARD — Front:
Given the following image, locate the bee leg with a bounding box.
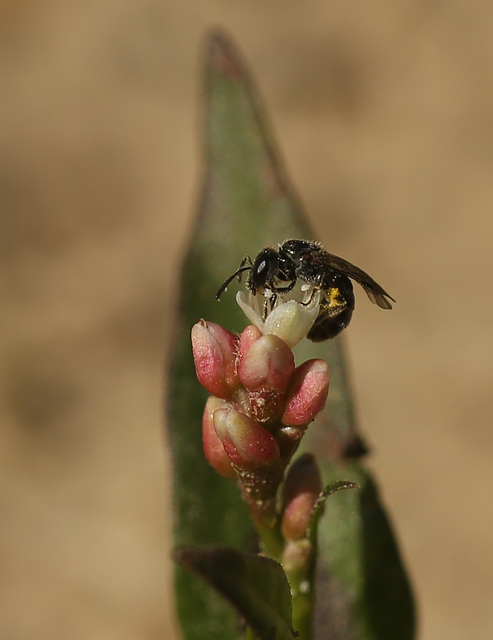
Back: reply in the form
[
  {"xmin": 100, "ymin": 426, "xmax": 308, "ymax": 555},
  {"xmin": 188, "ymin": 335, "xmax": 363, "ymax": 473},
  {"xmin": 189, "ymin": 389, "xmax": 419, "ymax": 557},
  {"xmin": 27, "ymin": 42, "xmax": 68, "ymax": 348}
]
[
  {"xmin": 270, "ymin": 281, "xmax": 295, "ymax": 294},
  {"xmin": 268, "ymin": 293, "xmax": 278, "ymax": 312},
  {"xmin": 236, "ymin": 255, "xmax": 253, "ymax": 284},
  {"xmin": 257, "ymin": 291, "xmax": 278, "ymax": 320},
  {"xmin": 299, "ymin": 286, "xmax": 322, "ymax": 307},
  {"xmin": 262, "ymin": 298, "xmax": 270, "ymax": 321}
]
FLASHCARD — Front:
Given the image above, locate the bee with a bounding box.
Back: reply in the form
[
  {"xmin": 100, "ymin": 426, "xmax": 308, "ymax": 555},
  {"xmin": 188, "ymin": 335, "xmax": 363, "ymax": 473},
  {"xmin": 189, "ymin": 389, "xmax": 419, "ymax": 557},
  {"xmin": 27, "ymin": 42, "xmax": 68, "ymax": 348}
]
[{"xmin": 216, "ymin": 239, "xmax": 395, "ymax": 341}]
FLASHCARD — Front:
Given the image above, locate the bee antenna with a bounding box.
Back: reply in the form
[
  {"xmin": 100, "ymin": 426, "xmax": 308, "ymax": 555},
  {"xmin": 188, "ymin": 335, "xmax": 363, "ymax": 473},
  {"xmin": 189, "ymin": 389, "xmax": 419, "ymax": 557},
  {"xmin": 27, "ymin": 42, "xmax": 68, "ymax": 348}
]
[{"xmin": 215, "ymin": 266, "xmax": 252, "ymax": 300}]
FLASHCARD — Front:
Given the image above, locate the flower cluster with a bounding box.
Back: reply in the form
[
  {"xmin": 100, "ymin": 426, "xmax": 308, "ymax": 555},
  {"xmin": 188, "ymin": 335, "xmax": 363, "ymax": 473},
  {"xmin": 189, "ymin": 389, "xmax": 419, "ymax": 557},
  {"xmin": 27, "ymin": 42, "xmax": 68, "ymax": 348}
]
[
  {"xmin": 191, "ymin": 300, "xmax": 329, "ymax": 532},
  {"xmin": 189, "ymin": 271, "xmax": 363, "ymax": 629}
]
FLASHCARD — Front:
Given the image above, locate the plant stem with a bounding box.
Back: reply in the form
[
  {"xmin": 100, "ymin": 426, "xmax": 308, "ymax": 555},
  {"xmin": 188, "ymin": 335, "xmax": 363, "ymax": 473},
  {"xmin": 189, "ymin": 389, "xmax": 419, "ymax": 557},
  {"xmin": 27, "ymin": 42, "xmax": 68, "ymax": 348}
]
[
  {"xmin": 281, "ymin": 539, "xmax": 316, "ymax": 639},
  {"xmin": 255, "ymin": 519, "xmax": 284, "ymax": 561}
]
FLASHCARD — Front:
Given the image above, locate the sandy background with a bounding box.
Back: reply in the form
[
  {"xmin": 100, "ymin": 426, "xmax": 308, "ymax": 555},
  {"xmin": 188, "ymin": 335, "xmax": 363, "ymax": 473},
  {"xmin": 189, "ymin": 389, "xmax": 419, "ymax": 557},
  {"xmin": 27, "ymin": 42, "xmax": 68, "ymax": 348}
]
[{"xmin": 1, "ymin": 1, "xmax": 492, "ymax": 639}]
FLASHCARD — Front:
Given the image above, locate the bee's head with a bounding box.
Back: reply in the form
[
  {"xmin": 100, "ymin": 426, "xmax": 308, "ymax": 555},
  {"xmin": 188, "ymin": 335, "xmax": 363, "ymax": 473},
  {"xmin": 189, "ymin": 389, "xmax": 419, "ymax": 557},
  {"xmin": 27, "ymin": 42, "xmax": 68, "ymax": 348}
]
[{"xmin": 248, "ymin": 248, "xmax": 280, "ymax": 294}]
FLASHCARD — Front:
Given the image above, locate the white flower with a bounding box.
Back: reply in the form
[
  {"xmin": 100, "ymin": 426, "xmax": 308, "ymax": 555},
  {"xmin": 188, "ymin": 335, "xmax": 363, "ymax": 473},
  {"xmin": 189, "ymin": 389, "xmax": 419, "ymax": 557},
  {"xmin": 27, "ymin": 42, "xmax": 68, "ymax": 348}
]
[{"xmin": 236, "ymin": 282, "xmax": 321, "ymax": 348}]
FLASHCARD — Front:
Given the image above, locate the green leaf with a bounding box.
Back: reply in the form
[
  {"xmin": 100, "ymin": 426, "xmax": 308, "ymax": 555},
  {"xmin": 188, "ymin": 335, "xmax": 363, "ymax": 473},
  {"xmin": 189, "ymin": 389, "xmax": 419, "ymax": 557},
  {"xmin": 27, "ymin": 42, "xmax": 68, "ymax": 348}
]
[
  {"xmin": 167, "ymin": 29, "xmax": 315, "ymax": 640},
  {"xmin": 310, "ymin": 465, "xmax": 416, "ymax": 640},
  {"xmin": 175, "ymin": 547, "xmax": 296, "ymax": 640},
  {"xmin": 308, "ymin": 480, "xmax": 360, "ymax": 547},
  {"xmin": 167, "ymin": 28, "xmax": 416, "ymax": 640}
]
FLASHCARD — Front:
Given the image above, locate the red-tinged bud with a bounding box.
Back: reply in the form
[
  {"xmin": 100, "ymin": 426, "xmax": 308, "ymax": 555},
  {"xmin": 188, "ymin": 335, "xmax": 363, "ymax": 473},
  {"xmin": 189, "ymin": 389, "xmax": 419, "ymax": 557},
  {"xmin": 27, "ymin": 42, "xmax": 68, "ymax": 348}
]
[
  {"xmin": 239, "ymin": 325, "xmax": 262, "ymax": 359},
  {"xmin": 202, "ymin": 396, "xmax": 236, "ymax": 478},
  {"xmin": 282, "ymin": 359, "xmax": 329, "ymax": 426},
  {"xmin": 238, "ymin": 334, "xmax": 295, "ymax": 393},
  {"xmin": 213, "ymin": 407, "xmax": 280, "ymax": 471},
  {"xmin": 191, "ymin": 320, "xmax": 240, "ymax": 399},
  {"xmin": 281, "ymin": 454, "xmax": 322, "ymax": 540}
]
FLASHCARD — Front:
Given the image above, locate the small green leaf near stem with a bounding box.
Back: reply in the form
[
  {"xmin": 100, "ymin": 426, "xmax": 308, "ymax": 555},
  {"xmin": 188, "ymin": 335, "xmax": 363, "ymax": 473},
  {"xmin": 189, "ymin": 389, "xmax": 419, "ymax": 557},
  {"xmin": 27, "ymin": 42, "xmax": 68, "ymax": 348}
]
[{"xmin": 308, "ymin": 480, "xmax": 360, "ymax": 547}]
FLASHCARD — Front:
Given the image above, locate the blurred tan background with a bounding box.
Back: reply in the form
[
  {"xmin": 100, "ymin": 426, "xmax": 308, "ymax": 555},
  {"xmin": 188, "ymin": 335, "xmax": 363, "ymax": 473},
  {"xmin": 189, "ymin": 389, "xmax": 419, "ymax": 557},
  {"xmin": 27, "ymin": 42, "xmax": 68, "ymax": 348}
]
[{"xmin": 1, "ymin": 1, "xmax": 492, "ymax": 639}]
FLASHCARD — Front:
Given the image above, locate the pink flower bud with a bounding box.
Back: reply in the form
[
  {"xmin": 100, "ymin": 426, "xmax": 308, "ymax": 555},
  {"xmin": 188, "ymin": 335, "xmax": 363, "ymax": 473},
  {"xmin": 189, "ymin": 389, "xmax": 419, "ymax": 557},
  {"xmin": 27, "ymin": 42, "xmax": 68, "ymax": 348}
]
[
  {"xmin": 238, "ymin": 334, "xmax": 294, "ymax": 393},
  {"xmin": 213, "ymin": 407, "xmax": 280, "ymax": 471},
  {"xmin": 282, "ymin": 359, "xmax": 329, "ymax": 426},
  {"xmin": 191, "ymin": 320, "xmax": 240, "ymax": 399},
  {"xmin": 239, "ymin": 325, "xmax": 262, "ymax": 359},
  {"xmin": 202, "ymin": 396, "xmax": 236, "ymax": 478},
  {"xmin": 281, "ymin": 454, "xmax": 322, "ymax": 540}
]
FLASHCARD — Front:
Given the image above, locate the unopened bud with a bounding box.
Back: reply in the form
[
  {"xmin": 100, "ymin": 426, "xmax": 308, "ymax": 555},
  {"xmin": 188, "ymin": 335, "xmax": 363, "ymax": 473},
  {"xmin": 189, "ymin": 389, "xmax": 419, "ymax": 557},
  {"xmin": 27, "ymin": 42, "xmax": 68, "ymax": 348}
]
[
  {"xmin": 213, "ymin": 407, "xmax": 280, "ymax": 471},
  {"xmin": 202, "ymin": 396, "xmax": 235, "ymax": 478},
  {"xmin": 191, "ymin": 320, "xmax": 240, "ymax": 399},
  {"xmin": 282, "ymin": 359, "xmax": 329, "ymax": 426},
  {"xmin": 281, "ymin": 454, "xmax": 322, "ymax": 540},
  {"xmin": 239, "ymin": 325, "xmax": 263, "ymax": 359},
  {"xmin": 238, "ymin": 334, "xmax": 294, "ymax": 393}
]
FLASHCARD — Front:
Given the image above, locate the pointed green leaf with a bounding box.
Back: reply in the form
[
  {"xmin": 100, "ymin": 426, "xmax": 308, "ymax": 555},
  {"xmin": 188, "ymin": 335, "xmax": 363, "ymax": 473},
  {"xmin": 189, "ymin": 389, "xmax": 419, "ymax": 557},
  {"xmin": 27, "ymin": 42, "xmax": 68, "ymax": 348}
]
[
  {"xmin": 308, "ymin": 480, "xmax": 360, "ymax": 547},
  {"xmin": 311, "ymin": 465, "xmax": 416, "ymax": 640},
  {"xmin": 167, "ymin": 29, "xmax": 310, "ymax": 640},
  {"xmin": 167, "ymin": 29, "xmax": 415, "ymax": 640},
  {"xmin": 175, "ymin": 547, "xmax": 296, "ymax": 640}
]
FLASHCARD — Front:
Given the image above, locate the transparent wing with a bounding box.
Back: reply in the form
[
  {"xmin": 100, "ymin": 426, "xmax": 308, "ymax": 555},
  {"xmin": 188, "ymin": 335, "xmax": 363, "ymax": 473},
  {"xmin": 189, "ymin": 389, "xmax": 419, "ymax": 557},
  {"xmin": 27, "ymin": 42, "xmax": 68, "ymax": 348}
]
[{"xmin": 322, "ymin": 253, "xmax": 395, "ymax": 310}]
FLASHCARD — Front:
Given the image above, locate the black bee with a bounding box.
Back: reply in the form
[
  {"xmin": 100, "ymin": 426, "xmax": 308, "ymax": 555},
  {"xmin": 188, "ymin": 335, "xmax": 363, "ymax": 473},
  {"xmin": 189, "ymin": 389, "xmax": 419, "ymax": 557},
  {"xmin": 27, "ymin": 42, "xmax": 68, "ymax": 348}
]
[{"xmin": 216, "ymin": 239, "xmax": 395, "ymax": 341}]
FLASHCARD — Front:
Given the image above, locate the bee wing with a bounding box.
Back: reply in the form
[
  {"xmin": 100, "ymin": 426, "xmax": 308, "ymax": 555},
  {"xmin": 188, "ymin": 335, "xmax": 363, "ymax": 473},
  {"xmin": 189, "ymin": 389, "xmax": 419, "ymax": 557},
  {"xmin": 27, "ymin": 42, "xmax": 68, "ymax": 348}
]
[
  {"xmin": 323, "ymin": 253, "xmax": 395, "ymax": 310},
  {"xmin": 363, "ymin": 287, "xmax": 394, "ymax": 310}
]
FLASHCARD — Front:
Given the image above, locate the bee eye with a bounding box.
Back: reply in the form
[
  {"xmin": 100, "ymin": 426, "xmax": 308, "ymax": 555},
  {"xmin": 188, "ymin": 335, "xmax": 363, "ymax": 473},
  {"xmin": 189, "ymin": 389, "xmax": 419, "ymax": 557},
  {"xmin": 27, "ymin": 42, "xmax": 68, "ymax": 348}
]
[{"xmin": 256, "ymin": 260, "xmax": 267, "ymax": 274}]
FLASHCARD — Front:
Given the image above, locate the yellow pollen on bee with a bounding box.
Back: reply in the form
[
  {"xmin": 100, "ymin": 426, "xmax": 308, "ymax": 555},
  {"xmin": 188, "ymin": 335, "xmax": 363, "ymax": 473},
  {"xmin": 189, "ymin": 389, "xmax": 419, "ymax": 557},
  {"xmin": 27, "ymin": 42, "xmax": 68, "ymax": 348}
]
[{"xmin": 328, "ymin": 288, "xmax": 344, "ymax": 308}]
